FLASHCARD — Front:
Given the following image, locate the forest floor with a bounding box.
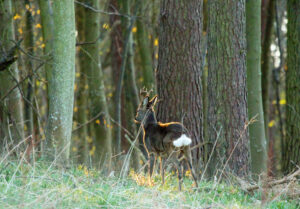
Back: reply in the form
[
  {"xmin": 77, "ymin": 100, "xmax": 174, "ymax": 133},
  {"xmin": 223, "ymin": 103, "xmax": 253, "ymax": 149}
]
[{"xmin": 0, "ymin": 159, "xmax": 299, "ymax": 209}]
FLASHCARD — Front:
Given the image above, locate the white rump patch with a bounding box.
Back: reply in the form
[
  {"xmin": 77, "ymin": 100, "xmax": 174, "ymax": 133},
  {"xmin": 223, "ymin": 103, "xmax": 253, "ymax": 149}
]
[{"xmin": 173, "ymin": 134, "xmax": 192, "ymax": 147}]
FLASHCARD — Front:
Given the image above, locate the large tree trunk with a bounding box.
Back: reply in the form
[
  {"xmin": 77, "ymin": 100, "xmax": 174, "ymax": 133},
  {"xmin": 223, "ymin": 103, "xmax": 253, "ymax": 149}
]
[
  {"xmin": 0, "ymin": 0, "xmax": 25, "ymax": 153},
  {"xmin": 283, "ymin": 0, "xmax": 300, "ymax": 174},
  {"xmin": 207, "ymin": 0, "xmax": 250, "ymax": 178},
  {"xmin": 156, "ymin": 0, "xmax": 204, "ymax": 174},
  {"xmin": 83, "ymin": 0, "xmax": 112, "ymax": 169},
  {"xmin": 246, "ymin": 0, "xmax": 268, "ymax": 178},
  {"xmin": 46, "ymin": 0, "xmax": 76, "ymax": 164}
]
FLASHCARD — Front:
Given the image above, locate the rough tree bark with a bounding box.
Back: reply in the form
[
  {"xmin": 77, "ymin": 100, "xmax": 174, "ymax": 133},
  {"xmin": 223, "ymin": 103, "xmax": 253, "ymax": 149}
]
[
  {"xmin": 283, "ymin": 0, "xmax": 300, "ymax": 174},
  {"xmin": 207, "ymin": 0, "xmax": 250, "ymax": 178},
  {"xmin": 156, "ymin": 0, "xmax": 204, "ymax": 174},
  {"xmin": 0, "ymin": 0, "xmax": 25, "ymax": 152},
  {"xmin": 46, "ymin": 0, "xmax": 76, "ymax": 164},
  {"xmin": 246, "ymin": 0, "xmax": 268, "ymax": 178}
]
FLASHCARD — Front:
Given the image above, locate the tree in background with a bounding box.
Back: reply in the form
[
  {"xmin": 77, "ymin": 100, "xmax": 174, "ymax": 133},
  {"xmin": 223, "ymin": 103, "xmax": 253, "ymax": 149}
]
[
  {"xmin": 283, "ymin": 0, "xmax": 300, "ymax": 174},
  {"xmin": 46, "ymin": 0, "xmax": 76, "ymax": 164},
  {"xmin": 0, "ymin": 0, "xmax": 25, "ymax": 152},
  {"xmin": 246, "ymin": 0, "xmax": 268, "ymax": 178},
  {"xmin": 207, "ymin": 0, "xmax": 250, "ymax": 178},
  {"xmin": 136, "ymin": 1, "xmax": 154, "ymax": 90},
  {"xmin": 156, "ymin": 0, "xmax": 204, "ymax": 174},
  {"xmin": 82, "ymin": 0, "xmax": 112, "ymax": 169}
]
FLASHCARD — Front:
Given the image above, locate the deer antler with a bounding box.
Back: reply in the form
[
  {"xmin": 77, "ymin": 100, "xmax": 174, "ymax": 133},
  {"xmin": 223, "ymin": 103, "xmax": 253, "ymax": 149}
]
[{"xmin": 140, "ymin": 87, "xmax": 153, "ymax": 98}]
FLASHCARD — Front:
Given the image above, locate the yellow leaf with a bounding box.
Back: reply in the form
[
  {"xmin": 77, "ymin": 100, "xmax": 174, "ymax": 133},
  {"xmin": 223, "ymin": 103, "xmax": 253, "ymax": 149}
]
[
  {"xmin": 13, "ymin": 14, "xmax": 21, "ymax": 20},
  {"xmin": 84, "ymin": 84, "xmax": 88, "ymax": 90},
  {"xmin": 25, "ymin": 4, "xmax": 30, "ymax": 10},
  {"xmin": 279, "ymin": 99, "xmax": 286, "ymax": 105},
  {"xmin": 102, "ymin": 23, "xmax": 109, "ymax": 30},
  {"xmin": 18, "ymin": 28, "xmax": 23, "ymax": 34},
  {"xmin": 132, "ymin": 27, "xmax": 137, "ymax": 33},
  {"xmin": 73, "ymin": 106, "xmax": 78, "ymax": 112},
  {"xmin": 154, "ymin": 38, "xmax": 159, "ymax": 46},
  {"xmin": 72, "ymin": 147, "xmax": 78, "ymax": 152},
  {"xmin": 35, "ymin": 24, "xmax": 42, "ymax": 28},
  {"xmin": 75, "ymin": 72, "xmax": 80, "ymax": 78},
  {"xmin": 95, "ymin": 119, "xmax": 100, "ymax": 125},
  {"xmin": 268, "ymin": 120, "xmax": 275, "ymax": 127},
  {"xmin": 40, "ymin": 43, "xmax": 45, "ymax": 48},
  {"xmin": 86, "ymin": 136, "xmax": 93, "ymax": 143},
  {"xmin": 155, "ymin": 53, "xmax": 158, "ymax": 59},
  {"xmin": 36, "ymin": 80, "xmax": 40, "ymax": 86},
  {"xmin": 37, "ymin": 9, "xmax": 40, "ymax": 15}
]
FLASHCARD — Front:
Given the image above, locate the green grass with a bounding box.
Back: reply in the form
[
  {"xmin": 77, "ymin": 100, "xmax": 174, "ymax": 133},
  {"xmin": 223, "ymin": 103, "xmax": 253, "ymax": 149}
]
[{"xmin": 0, "ymin": 160, "xmax": 298, "ymax": 209}]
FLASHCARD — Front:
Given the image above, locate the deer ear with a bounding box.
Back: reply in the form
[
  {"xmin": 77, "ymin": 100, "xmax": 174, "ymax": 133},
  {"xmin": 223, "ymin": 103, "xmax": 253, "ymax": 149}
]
[
  {"xmin": 149, "ymin": 95, "xmax": 158, "ymax": 107},
  {"xmin": 142, "ymin": 97, "xmax": 149, "ymax": 106}
]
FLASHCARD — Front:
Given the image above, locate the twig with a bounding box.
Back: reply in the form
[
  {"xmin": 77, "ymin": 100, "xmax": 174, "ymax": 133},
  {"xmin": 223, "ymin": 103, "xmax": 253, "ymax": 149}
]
[
  {"xmin": 72, "ymin": 111, "xmax": 104, "ymax": 132},
  {"xmin": 244, "ymin": 168, "xmax": 300, "ymax": 192},
  {"xmin": 114, "ymin": 5, "xmax": 138, "ymax": 153},
  {"xmin": 74, "ymin": 0, "xmax": 130, "ymax": 18},
  {"xmin": 0, "ymin": 61, "xmax": 45, "ymax": 101},
  {"xmin": 124, "ymin": 134, "xmax": 146, "ymax": 162}
]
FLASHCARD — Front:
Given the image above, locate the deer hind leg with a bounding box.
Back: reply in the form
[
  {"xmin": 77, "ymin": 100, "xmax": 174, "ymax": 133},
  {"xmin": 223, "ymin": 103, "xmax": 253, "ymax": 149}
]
[
  {"xmin": 184, "ymin": 146, "xmax": 198, "ymax": 188},
  {"xmin": 160, "ymin": 156, "xmax": 165, "ymax": 185},
  {"xmin": 174, "ymin": 159, "xmax": 183, "ymax": 191}
]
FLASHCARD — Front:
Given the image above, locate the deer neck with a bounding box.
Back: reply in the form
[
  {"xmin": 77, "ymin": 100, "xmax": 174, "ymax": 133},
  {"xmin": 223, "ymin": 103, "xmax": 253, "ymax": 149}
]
[{"xmin": 143, "ymin": 109, "xmax": 157, "ymax": 129}]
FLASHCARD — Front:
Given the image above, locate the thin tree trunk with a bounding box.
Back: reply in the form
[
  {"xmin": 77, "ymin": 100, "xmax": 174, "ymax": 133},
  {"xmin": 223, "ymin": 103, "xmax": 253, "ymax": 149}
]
[
  {"xmin": 24, "ymin": 0, "xmax": 35, "ymax": 146},
  {"xmin": 207, "ymin": 0, "xmax": 250, "ymax": 178},
  {"xmin": 0, "ymin": 0, "xmax": 25, "ymax": 152},
  {"xmin": 123, "ymin": 0, "xmax": 141, "ymax": 171},
  {"xmin": 46, "ymin": 0, "xmax": 76, "ymax": 164},
  {"xmin": 156, "ymin": 0, "xmax": 204, "ymax": 175},
  {"xmin": 261, "ymin": 0, "xmax": 275, "ymax": 135},
  {"xmin": 136, "ymin": 1, "xmax": 154, "ymax": 90},
  {"xmin": 83, "ymin": 0, "xmax": 112, "ymax": 169},
  {"xmin": 75, "ymin": 2, "xmax": 89, "ymax": 165},
  {"xmin": 246, "ymin": 0, "xmax": 268, "ymax": 179},
  {"xmin": 283, "ymin": 0, "xmax": 300, "ymax": 174},
  {"xmin": 38, "ymin": 0, "xmax": 53, "ymax": 153}
]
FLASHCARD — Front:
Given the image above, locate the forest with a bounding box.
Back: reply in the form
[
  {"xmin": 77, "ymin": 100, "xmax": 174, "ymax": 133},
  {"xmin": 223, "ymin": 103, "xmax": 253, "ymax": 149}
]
[{"xmin": 0, "ymin": 0, "xmax": 299, "ymax": 208}]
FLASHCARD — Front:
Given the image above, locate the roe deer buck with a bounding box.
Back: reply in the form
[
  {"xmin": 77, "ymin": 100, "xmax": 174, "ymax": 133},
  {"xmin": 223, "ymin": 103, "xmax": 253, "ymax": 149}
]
[{"xmin": 135, "ymin": 88, "xmax": 198, "ymax": 191}]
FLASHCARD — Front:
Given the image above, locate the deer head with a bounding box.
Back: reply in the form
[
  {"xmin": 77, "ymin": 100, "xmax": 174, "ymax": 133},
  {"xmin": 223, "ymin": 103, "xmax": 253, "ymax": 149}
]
[{"xmin": 135, "ymin": 88, "xmax": 158, "ymax": 123}]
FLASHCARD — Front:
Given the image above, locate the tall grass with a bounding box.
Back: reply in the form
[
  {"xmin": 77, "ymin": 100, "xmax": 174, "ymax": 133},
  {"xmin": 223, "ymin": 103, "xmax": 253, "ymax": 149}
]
[{"xmin": 0, "ymin": 159, "xmax": 298, "ymax": 209}]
